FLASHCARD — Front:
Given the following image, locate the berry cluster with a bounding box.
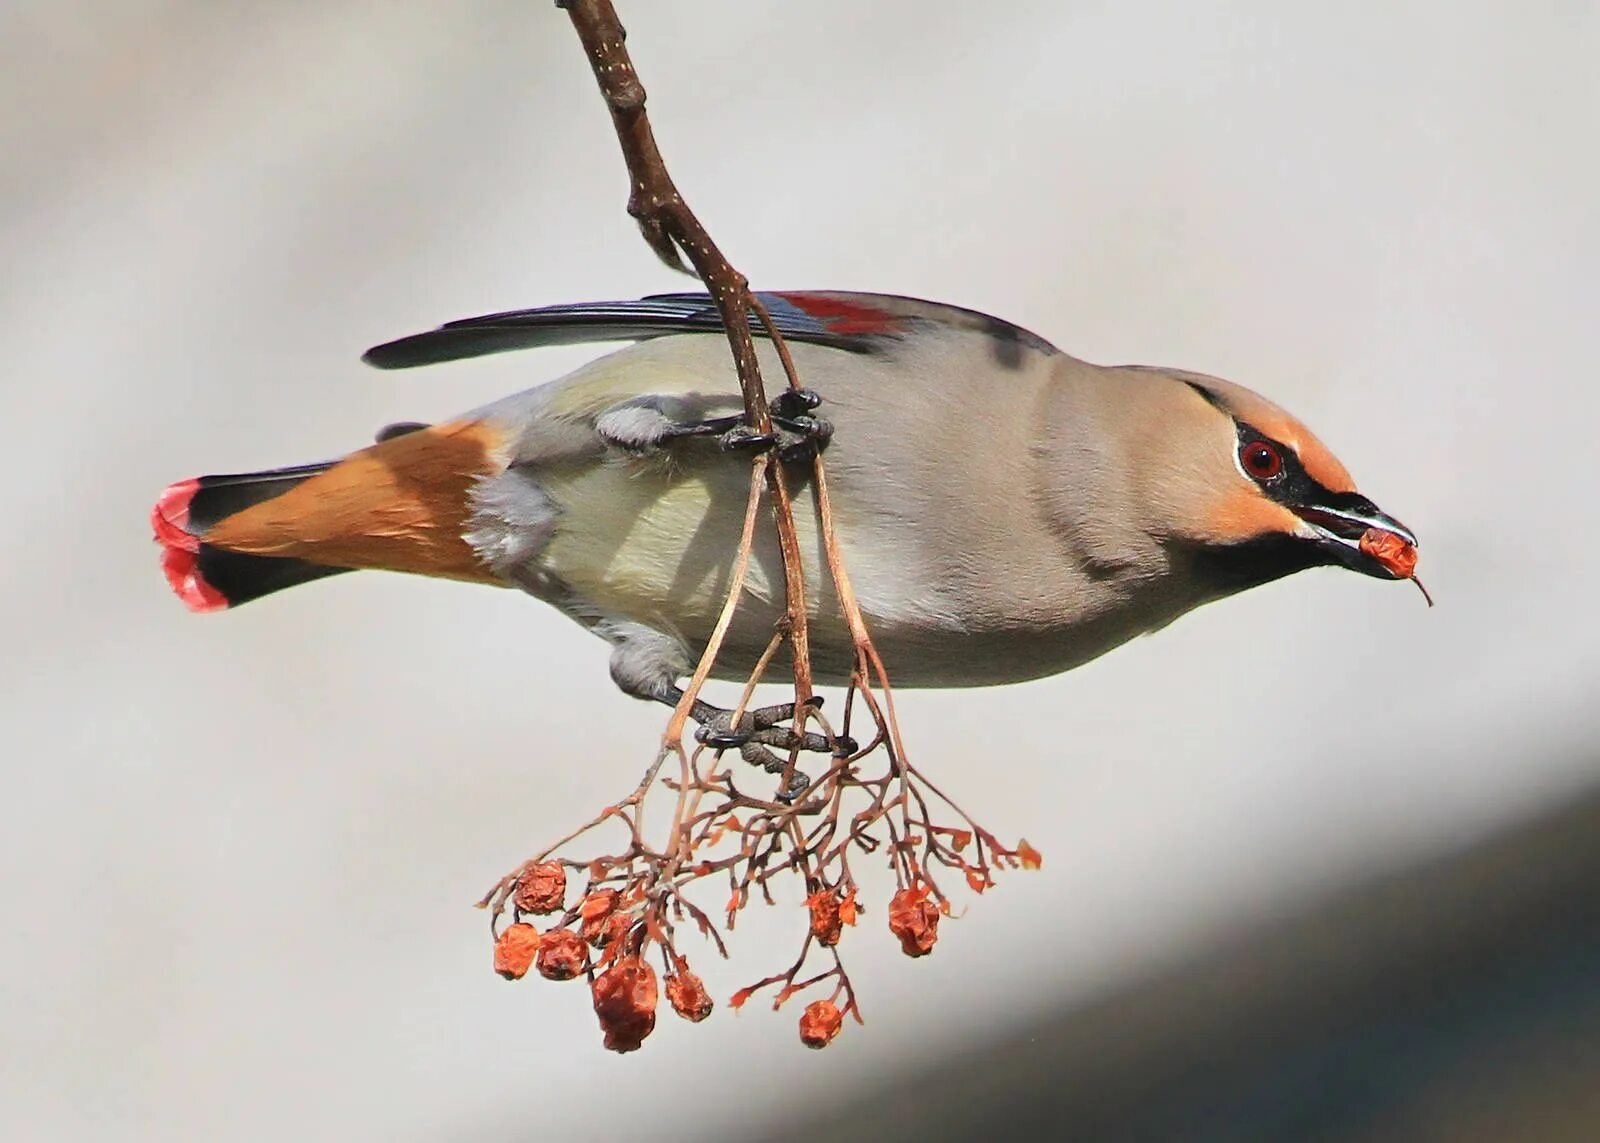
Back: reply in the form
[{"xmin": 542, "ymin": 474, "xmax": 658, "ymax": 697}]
[{"xmin": 481, "ymin": 736, "xmax": 1039, "ymax": 1052}]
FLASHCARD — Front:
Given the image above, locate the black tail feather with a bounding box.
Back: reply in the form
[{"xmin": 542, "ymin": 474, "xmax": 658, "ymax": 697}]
[
  {"xmin": 185, "ymin": 462, "xmax": 336, "ymax": 532},
  {"xmin": 193, "ymin": 545, "xmax": 350, "ymax": 608}
]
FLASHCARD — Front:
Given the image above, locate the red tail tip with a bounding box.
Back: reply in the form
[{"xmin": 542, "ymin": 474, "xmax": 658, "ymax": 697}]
[{"xmin": 152, "ymin": 479, "xmax": 228, "ymax": 613}]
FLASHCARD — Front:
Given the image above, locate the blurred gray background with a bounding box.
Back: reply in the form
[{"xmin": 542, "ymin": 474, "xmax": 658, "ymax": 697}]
[{"xmin": 2, "ymin": 2, "xmax": 1596, "ymax": 1140}]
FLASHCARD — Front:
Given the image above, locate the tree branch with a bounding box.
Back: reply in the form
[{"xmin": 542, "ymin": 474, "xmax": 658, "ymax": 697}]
[
  {"xmin": 478, "ymin": 1, "xmax": 1037, "ymax": 1053},
  {"xmin": 558, "ymin": 0, "xmax": 774, "ymax": 428},
  {"xmin": 556, "ymin": 0, "xmax": 814, "ymax": 741}
]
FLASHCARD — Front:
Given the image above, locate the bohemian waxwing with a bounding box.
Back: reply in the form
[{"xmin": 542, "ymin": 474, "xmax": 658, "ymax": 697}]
[{"xmin": 153, "ymin": 292, "xmax": 1422, "ymax": 749}]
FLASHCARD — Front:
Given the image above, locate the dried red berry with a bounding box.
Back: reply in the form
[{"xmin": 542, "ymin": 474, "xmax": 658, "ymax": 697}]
[
  {"xmin": 837, "ymin": 888, "xmax": 859, "ymax": 926},
  {"xmin": 578, "ymin": 888, "xmax": 619, "ymax": 921},
  {"xmin": 665, "ymin": 965, "xmax": 714, "ymax": 1023},
  {"xmin": 592, "ymin": 955, "xmax": 658, "ymax": 1053},
  {"xmin": 798, "ymin": 999, "xmax": 843, "ymax": 1049},
  {"xmin": 807, "ymin": 889, "xmax": 844, "ymax": 947},
  {"xmin": 887, "ymin": 886, "xmax": 940, "ymax": 958},
  {"xmin": 588, "ymin": 911, "xmax": 633, "ymax": 952},
  {"xmin": 493, "ymin": 922, "xmax": 541, "ymax": 980},
  {"xmin": 1358, "ymin": 528, "xmax": 1419, "ymax": 580},
  {"xmin": 513, "ymin": 862, "xmax": 567, "ymax": 915},
  {"xmin": 578, "ymin": 889, "xmax": 622, "ymax": 945},
  {"xmin": 1016, "ymin": 840, "xmax": 1043, "ymax": 870},
  {"xmin": 535, "ymin": 929, "xmax": 589, "ymax": 981}
]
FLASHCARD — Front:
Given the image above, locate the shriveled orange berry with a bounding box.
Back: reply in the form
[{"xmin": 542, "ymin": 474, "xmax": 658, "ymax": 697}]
[
  {"xmin": 837, "ymin": 888, "xmax": 859, "ymax": 926},
  {"xmin": 578, "ymin": 888, "xmax": 619, "ymax": 921},
  {"xmin": 589, "ymin": 911, "xmax": 633, "ymax": 951},
  {"xmin": 1359, "ymin": 528, "xmax": 1419, "ymax": 580},
  {"xmin": 535, "ymin": 929, "xmax": 589, "ymax": 981},
  {"xmin": 798, "ymin": 999, "xmax": 843, "ymax": 1049},
  {"xmin": 592, "ymin": 955, "xmax": 658, "ymax": 1053},
  {"xmin": 513, "ymin": 862, "xmax": 567, "ymax": 915},
  {"xmin": 578, "ymin": 889, "xmax": 622, "ymax": 945},
  {"xmin": 887, "ymin": 886, "xmax": 939, "ymax": 957},
  {"xmin": 493, "ymin": 922, "xmax": 541, "ymax": 980},
  {"xmin": 807, "ymin": 889, "xmax": 844, "ymax": 947},
  {"xmin": 665, "ymin": 965, "xmax": 714, "ymax": 1023}
]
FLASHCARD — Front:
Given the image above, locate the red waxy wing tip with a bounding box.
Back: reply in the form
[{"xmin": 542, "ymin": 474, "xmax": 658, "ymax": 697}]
[{"xmin": 770, "ymin": 292, "xmax": 903, "ymax": 336}]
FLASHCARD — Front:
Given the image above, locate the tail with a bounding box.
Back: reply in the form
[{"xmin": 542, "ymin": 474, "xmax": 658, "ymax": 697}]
[
  {"xmin": 152, "ymin": 419, "xmax": 510, "ymax": 612},
  {"xmin": 153, "ymin": 465, "xmax": 351, "ymax": 611}
]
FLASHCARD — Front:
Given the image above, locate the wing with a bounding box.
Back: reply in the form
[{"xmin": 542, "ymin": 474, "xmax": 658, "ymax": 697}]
[{"xmin": 361, "ymin": 291, "xmax": 1057, "ymax": 370}]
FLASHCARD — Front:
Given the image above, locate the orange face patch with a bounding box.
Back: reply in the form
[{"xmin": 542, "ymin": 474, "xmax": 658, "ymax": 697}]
[
  {"xmin": 206, "ymin": 419, "xmax": 508, "ymax": 583},
  {"xmin": 1201, "ymin": 485, "xmax": 1303, "ymax": 545}
]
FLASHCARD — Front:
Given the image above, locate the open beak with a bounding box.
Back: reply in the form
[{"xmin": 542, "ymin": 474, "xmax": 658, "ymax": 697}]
[{"xmin": 1293, "ymin": 493, "xmax": 1419, "ymax": 582}]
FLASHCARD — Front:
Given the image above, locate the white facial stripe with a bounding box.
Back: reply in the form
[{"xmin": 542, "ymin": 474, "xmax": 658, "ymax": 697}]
[{"xmin": 1296, "ymin": 520, "xmax": 1361, "ymax": 549}]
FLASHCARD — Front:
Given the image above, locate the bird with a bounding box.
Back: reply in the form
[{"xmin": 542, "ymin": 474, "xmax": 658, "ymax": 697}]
[{"xmin": 152, "ymin": 291, "xmax": 1422, "ymax": 757}]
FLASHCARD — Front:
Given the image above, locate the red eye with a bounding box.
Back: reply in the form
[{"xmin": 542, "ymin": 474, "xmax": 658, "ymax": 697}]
[{"xmin": 1240, "ymin": 440, "xmax": 1284, "ymax": 480}]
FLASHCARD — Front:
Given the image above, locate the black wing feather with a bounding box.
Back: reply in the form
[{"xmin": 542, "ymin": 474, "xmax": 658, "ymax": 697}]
[{"xmin": 362, "ymin": 292, "xmax": 894, "ymax": 370}]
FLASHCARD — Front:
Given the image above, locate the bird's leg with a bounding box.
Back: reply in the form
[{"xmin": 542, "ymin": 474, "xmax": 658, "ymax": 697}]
[
  {"xmin": 606, "ymin": 623, "xmax": 851, "ymax": 802},
  {"xmin": 595, "ymin": 392, "xmax": 831, "ymax": 460}
]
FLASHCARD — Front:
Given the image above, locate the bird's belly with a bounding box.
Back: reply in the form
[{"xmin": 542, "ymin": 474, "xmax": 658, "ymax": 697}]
[
  {"xmin": 531, "ymin": 460, "xmax": 860, "ymax": 680},
  {"xmin": 537, "ymin": 460, "xmax": 795, "ymax": 629},
  {"xmin": 525, "ymin": 457, "xmax": 1189, "ymax": 690}
]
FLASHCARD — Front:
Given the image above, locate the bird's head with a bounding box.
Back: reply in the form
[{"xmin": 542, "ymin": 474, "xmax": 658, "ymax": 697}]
[{"xmin": 1134, "ymin": 369, "xmax": 1429, "ymax": 604}]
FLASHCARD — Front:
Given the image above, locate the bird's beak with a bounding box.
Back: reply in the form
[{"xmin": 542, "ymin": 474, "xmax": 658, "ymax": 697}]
[{"xmin": 1292, "ymin": 493, "xmax": 1419, "ymax": 582}]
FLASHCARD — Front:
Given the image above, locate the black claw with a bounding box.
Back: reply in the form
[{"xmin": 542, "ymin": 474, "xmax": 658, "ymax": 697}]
[
  {"xmin": 720, "ymin": 428, "xmax": 778, "ymax": 452},
  {"xmin": 697, "ymin": 726, "xmax": 750, "ymax": 749},
  {"xmin": 773, "ymin": 388, "xmax": 823, "ymax": 417},
  {"xmin": 771, "ymin": 413, "xmax": 833, "ymax": 440}
]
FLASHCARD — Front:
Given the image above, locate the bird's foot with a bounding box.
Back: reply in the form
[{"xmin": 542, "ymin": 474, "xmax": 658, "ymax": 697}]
[
  {"xmin": 662, "ymin": 388, "xmax": 832, "ymax": 461},
  {"xmin": 767, "ymin": 387, "xmax": 833, "ymax": 462},
  {"xmin": 693, "ymin": 694, "xmax": 853, "ymax": 754},
  {"xmin": 673, "ymin": 691, "xmax": 856, "ymax": 802}
]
